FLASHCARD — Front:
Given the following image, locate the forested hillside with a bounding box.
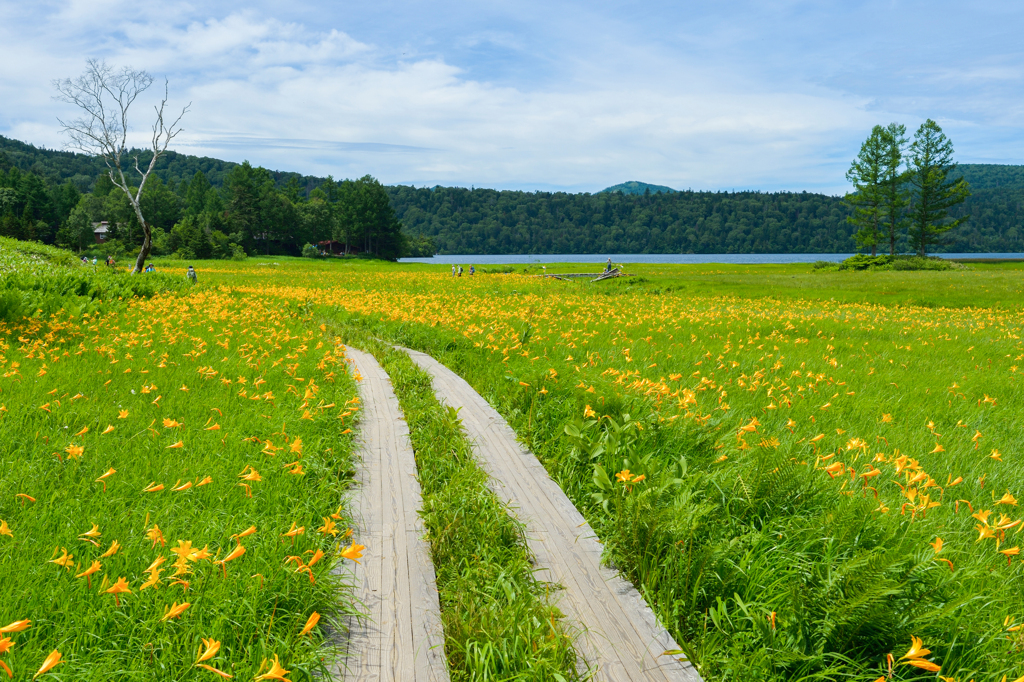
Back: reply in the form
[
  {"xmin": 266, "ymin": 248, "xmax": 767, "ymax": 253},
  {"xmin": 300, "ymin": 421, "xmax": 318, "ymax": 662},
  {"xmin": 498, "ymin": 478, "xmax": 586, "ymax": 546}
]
[
  {"xmin": 386, "ymin": 168, "xmax": 1024, "ymax": 254},
  {"xmin": 2, "ymin": 134, "xmax": 1021, "ymax": 255}
]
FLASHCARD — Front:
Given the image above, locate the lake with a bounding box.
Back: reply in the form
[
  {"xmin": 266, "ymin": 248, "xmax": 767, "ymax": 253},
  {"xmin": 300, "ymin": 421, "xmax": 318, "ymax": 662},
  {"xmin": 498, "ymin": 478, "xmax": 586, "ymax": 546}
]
[{"xmin": 398, "ymin": 253, "xmax": 1024, "ymax": 265}]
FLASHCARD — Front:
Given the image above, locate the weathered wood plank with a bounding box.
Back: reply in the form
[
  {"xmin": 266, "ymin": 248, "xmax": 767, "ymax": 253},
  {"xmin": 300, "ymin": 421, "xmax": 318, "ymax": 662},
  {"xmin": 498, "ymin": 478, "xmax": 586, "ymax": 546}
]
[
  {"xmin": 333, "ymin": 347, "xmax": 449, "ymax": 682},
  {"xmin": 401, "ymin": 347, "xmax": 702, "ymax": 682}
]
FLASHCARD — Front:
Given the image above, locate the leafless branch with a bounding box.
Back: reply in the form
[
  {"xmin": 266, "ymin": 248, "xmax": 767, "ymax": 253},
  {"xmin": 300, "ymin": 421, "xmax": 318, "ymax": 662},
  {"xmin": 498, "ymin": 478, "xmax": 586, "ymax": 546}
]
[{"xmin": 53, "ymin": 60, "xmax": 189, "ymax": 273}]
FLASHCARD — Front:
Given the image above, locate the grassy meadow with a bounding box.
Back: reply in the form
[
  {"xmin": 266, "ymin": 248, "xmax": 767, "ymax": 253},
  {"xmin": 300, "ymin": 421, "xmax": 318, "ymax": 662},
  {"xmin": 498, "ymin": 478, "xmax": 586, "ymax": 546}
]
[{"xmin": 3, "ymin": 249, "xmax": 1024, "ymax": 681}]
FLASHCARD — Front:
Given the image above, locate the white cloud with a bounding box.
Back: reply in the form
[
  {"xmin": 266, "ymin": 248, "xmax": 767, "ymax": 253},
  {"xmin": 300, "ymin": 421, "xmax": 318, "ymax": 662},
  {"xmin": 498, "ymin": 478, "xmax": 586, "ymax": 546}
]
[{"xmin": 1, "ymin": 1, "xmax": 1020, "ymax": 195}]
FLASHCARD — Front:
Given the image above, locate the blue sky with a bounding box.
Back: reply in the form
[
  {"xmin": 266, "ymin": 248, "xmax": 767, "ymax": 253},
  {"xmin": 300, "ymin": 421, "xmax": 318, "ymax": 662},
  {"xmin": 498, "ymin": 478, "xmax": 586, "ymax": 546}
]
[{"xmin": 1, "ymin": 1, "xmax": 1021, "ymax": 194}]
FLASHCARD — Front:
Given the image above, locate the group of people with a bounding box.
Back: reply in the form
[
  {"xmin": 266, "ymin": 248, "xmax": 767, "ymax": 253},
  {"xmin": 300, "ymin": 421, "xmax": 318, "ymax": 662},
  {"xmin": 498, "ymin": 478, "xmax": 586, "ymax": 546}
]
[
  {"xmin": 451, "ymin": 264, "xmax": 475, "ymax": 277},
  {"xmin": 77, "ymin": 254, "xmax": 198, "ymax": 283}
]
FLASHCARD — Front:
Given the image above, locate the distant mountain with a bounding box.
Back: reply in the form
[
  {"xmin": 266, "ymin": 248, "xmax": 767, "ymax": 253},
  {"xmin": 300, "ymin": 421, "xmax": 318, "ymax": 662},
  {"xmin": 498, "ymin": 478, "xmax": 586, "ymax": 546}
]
[{"xmin": 598, "ymin": 181, "xmax": 678, "ymax": 195}]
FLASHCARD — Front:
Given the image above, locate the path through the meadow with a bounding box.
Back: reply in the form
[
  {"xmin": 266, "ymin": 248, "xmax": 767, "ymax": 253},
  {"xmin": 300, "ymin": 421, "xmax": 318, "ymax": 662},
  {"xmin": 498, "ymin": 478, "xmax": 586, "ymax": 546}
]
[
  {"xmin": 401, "ymin": 347, "xmax": 702, "ymax": 682},
  {"xmin": 334, "ymin": 347, "xmax": 449, "ymax": 682}
]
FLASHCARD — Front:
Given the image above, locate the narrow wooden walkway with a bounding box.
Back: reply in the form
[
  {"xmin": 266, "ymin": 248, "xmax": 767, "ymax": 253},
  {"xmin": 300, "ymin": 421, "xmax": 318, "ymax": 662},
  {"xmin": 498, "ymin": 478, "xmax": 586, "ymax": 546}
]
[
  {"xmin": 401, "ymin": 347, "xmax": 702, "ymax": 682},
  {"xmin": 333, "ymin": 347, "xmax": 449, "ymax": 682}
]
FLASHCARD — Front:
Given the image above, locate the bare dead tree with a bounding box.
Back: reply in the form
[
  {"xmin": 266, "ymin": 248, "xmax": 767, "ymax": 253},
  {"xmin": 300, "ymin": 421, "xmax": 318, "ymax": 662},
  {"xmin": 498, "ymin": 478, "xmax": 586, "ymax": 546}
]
[{"xmin": 54, "ymin": 59, "xmax": 189, "ymax": 273}]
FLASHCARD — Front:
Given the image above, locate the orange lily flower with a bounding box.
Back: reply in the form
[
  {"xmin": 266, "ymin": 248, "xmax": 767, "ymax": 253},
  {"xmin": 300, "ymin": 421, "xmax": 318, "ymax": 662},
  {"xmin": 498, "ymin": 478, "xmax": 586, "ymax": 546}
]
[
  {"xmin": 146, "ymin": 525, "xmax": 166, "ymax": 548},
  {"xmin": 171, "ymin": 480, "xmax": 193, "ymax": 492},
  {"xmin": 0, "ymin": 520, "xmax": 11, "ymax": 538},
  {"xmin": 192, "ymin": 546, "xmax": 213, "ymax": 562},
  {"xmin": 78, "ymin": 524, "xmax": 101, "ymax": 545},
  {"xmin": 65, "ymin": 444, "xmax": 84, "ymax": 460},
  {"xmin": 118, "ymin": 410, "xmax": 129, "ymax": 419},
  {"xmin": 74, "ymin": 426, "xmax": 89, "ymax": 437},
  {"xmin": 140, "ymin": 570, "xmax": 163, "ymax": 591},
  {"xmin": 215, "ymin": 544, "xmax": 246, "ymax": 577},
  {"xmin": 306, "ymin": 548, "xmax": 325, "ymax": 568},
  {"xmin": 95, "ymin": 468, "xmax": 116, "ymax": 491},
  {"xmin": 101, "ymin": 424, "xmax": 115, "ymax": 435},
  {"xmin": 254, "ymin": 654, "xmax": 290, "ymax": 681},
  {"xmin": 161, "ymin": 601, "xmax": 191, "ymax": 621},
  {"xmin": 104, "ymin": 577, "xmax": 132, "ymax": 606},
  {"xmin": 0, "ymin": 621, "xmax": 30, "ymax": 634},
  {"xmin": 232, "ymin": 526, "xmax": 257, "ymax": 541},
  {"xmin": 166, "ymin": 441, "xmax": 184, "ymax": 449},
  {"xmin": 281, "ymin": 523, "xmax": 305, "ymax": 543},
  {"xmin": 32, "ymin": 649, "xmax": 62, "ymax": 679},
  {"xmin": 196, "ymin": 638, "xmax": 221, "ymax": 663},
  {"xmin": 49, "ymin": 548, "xmax": 74, "ymax": 571},
  {"xmin": 318, "ymin": 517, "xmax": 339, "ymax": 537},
  {"xmin": 299, "ymin": 612, "xmax": 320, "ymax": 636},
  {"xmin": 143, "ymin": 482, "xmax": 165, "ymax": 493},
  {"xmin": 75, "ymin": 560, "xmax": 102, "ymax": 589},
  {"xmin": 196, "ymin": 476, "xmax": 213, "ymax": 487},
  {"xmin": 901, "ymin": 635, "xmax": 930, "ymax": 660},
  {"xmin": 340, "ymin": 541, "xmax": 365, "ymax": 564}
]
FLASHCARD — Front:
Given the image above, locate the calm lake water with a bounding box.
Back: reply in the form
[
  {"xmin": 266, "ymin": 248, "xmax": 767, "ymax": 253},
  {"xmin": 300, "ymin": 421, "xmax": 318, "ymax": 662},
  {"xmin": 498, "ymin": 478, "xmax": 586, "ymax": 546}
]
[{"xmin": 399, "ymin": 253, "xmax": 1024, "ymax": 265}]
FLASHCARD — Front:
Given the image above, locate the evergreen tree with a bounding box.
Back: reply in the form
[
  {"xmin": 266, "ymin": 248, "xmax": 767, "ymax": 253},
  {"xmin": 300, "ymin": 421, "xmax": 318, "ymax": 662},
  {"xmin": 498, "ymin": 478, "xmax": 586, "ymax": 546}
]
[
  {"xmin": 879, "ymin": 123, "xmax": 909, "ymax": 256},
  {"xmin": 845, "ymin": 126, "xmax": 887, "ymax": 256},
  {"xmin": 907, "ymin": 120, "xmax": 971, "ymax": 256},
  {"xmin": 184, "ymin": 170, "xmax": 211, "ymax": 216}
]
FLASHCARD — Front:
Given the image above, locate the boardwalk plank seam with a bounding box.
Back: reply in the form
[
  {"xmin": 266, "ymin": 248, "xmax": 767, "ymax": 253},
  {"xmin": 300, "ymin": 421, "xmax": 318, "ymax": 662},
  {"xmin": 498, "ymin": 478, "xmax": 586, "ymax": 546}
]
[
  {"xmin": 400, "ymin": 346, "xmax": 702, "ymax": 682},
  {"xmin": 333, "ymin": 347, "xmax": 450, "ymax": 682}
]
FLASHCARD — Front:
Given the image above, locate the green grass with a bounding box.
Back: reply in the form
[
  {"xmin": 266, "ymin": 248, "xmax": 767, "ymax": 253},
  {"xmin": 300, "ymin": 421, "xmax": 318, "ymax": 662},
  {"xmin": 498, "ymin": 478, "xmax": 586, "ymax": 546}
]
[
  {"xmin": 0, "ymin": 265, "xmax": 360, "ymax": 679},
  {"xmin": 334, "ymin": 331, "xmax": 582, "ymax": 681},
  {"xmin": 274, "ymin": 261, "xmax": 1024, "ymax": 681},
  {"xmin": 8, "ymin": 244, "xmax": 1024, "ymax": 681}
]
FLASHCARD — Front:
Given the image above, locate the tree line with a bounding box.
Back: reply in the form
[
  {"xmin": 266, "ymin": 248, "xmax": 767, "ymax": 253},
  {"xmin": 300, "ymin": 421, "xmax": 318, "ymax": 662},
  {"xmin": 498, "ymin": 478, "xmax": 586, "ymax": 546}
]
[
  {"xmin": 0, "ymin": 148, "xmax": 419, "ymax": 260},
  {"xmin": 2, "ymin": 134, "xmax": 1022, "ymax": 257}
]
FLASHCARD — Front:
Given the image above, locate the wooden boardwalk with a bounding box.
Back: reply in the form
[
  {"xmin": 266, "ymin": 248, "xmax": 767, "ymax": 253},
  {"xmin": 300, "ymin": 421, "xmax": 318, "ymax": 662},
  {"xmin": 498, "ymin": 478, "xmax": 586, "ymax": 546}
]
[
  {"xmin": 333, "ymin": 347, "xmax": 449, "ymax": 682},
  {"xmin": 401, "ymin": 347, "xmax": 702, "ymax": 682}
]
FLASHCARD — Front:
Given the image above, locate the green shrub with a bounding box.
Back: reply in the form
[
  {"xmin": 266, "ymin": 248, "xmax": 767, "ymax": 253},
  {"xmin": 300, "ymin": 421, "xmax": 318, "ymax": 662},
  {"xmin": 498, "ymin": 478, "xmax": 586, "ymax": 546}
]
[{"xmin": 301, "ymin": 243, "xmax": 322, "ymax": 259}]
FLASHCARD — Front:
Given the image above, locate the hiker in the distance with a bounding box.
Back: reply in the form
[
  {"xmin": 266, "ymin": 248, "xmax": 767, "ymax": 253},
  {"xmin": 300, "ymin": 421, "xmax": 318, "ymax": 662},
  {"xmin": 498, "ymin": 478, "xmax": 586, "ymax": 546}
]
[
  {"xmin": 457, "ymin": 265, "xmax": 463, "ymax": 277},
  {"xmin": 469, "ymin": 265, "xmax": 475, "ymax": 276},
  {"xmin": 186, "ymin": 265, "xmax": 198, "ymax": 284},
  {"xmin": 451, "ymin": 264, "xmax": 456, "ymax": 277},
  {"xmin": 605, "ymin": 257, "xmax": 612, "ymax": 272}
]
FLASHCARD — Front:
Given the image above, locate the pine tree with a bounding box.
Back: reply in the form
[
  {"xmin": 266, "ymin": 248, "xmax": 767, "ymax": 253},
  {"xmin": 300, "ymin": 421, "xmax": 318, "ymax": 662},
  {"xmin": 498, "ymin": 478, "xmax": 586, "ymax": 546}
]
[
  {"xmin": 907, "ymin": 120, "xmax": 971, "ymax": 256},
  {"xmin": 845, "ymin": 126, "xmax": 887, "ymax": 255},
  {"xmin": 879, "ymin": 123, "xmax": 909, "ymax": 255}
]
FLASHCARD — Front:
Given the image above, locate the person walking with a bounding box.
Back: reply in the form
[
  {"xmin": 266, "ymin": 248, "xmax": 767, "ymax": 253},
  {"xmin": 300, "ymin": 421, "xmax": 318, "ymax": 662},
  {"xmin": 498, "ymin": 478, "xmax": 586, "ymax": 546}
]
[
  {"xmin": 452, "ymin": 264, "xmax": 457, "ymax": 277},
  {"xmin": 186, "ymin": 265, "xmax": 198, "ymax": 284},
  {"xmin": 469, "ymin": 265, "xmax": 475, "ymax": 276},
  {"xmin": 605, "ymin": 257, "xmax": 612, "ymax": 272},
  {"xmin": 457, "ymin": 265, "xmax": 463, "ymax": 277}
]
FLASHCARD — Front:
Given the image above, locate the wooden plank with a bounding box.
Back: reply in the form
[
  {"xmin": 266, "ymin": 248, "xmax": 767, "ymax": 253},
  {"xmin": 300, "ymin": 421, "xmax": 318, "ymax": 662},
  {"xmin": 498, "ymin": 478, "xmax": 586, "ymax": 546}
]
[
  {"xmin": 333, "ymin": 347, "xmax": 449, "ymax": 682},
  {"xmin": 400, "ymin": 347, "xmax": 702, "ymax": 682}
]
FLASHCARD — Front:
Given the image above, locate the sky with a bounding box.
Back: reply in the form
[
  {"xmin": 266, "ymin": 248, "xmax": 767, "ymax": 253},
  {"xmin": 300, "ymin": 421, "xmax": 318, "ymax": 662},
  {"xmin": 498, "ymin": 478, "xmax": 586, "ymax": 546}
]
[{"xmin": 1, "ymin": 1, "xmax": 1022, "ymax": 195}]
